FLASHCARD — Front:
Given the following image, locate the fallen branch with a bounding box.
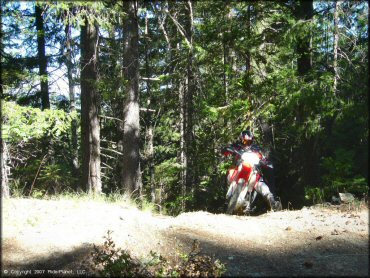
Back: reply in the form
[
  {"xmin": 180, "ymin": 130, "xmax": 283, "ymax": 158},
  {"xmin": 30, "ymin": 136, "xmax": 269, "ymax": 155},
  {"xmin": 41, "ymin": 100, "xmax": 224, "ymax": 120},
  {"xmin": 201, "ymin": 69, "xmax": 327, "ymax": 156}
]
[
  {"xmin": 140, "ymin": 77, "xmax": 161, "ymax": 81},
  {"xmin": 140, "ymin": 107, "xmax": 156, "ymax": 113},
  {"xmin": 99, "ymin": 115, "xmax": 124, "ymax": 123},
  {"xmin": 100, "ymin": 153, "xmax": 116, "ymax": 160},
  {"xmin": 29, "ymin": 154, "xmax": 47, "ymax": 196},
  {"xmin": 216, "ymin": 105, "xmax": 230, "ymax": 110},
  {"xmin": 100, "ymin": 147, "xmax": 123, "ymax": 156}
]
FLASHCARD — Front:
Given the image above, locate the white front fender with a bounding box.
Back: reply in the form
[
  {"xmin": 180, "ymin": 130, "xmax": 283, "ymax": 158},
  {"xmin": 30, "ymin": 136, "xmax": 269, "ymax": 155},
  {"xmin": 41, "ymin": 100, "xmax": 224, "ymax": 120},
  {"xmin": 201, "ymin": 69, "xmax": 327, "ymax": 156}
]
[{"xmin": 226, "ymin": 180, "xmax": 237, "ymax": 199}]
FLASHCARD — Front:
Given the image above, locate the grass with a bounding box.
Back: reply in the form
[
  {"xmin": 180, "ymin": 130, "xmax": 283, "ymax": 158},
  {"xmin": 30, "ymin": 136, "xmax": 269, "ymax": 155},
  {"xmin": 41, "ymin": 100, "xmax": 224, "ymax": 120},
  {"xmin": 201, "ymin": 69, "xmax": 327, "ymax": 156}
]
[
  {"xmin": 310, "ymin": 196, "xmax": 368, "ymax": 214},
  {"xmin": 345, "ymin": 198, "xmax": 368, "ymax": 212},
  {"xmin": 7, "ymin": 187, "xmax": 161, "ymax": 215}
]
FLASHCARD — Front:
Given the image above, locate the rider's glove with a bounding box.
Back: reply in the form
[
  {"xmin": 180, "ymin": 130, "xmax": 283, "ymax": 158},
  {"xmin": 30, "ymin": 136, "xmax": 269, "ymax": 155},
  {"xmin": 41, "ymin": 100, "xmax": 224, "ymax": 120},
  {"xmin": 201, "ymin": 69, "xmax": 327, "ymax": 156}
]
[
  {"xmin": 260, "ymin": 158, "xmax": 273, "ymax": 169},
  {"xmin": 259, "ymin": 158, "xmax": 267, "ymax": 166},
  {"xmin": 222, "ymin": 146, "xmax": 234, "ymax": 156},
  {"xmin": 221, "ymin": 147, "xmax": 230, "ymax": 155},
  {"xmin": 254, "ymin": 163, "xmax": 261, "ymax": 173}
]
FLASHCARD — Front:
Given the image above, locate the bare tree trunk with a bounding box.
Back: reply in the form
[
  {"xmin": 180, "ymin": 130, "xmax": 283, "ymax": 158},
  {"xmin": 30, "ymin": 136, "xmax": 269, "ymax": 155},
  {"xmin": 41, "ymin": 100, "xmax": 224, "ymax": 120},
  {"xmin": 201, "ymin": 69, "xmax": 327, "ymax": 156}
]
[
  {"xmin": 293, "ymin": 1, "xmax": 313, "ymax": 76},
  {"xmin": 222, "ymin": 4, "xmax": 233, "ymax": 106},
  {"xmin": 147, "ymin": 123, "xmax": 155, "ymax": 202},
  {"xmin": 326, "ymin": 12, "xmax": 330, "ymax": 66},
  {"xmin": 179, "ymin": 79, "xmax": 186, "ymax": 211},
  {"xmin": 246, "ymin": 3, "xmax": 252, "ymax": 92},
  {"xmin": 121, "ymin": 0, "xmax": 141, "ymax": 196},
  {"xmin": 144, "ymin": 10, "xmax": 156, "ymax": 203},
  {"xmin": 177, "ymin": 0, "xmax": 195, "ymax": 211},
  {"xmin": 1, "ymin": 140, "xmax": 10, "ymax": 198},
  {"xmin": 333, "ymin": 1, "xmax": 340, "ymax": 95},
  {"xmin": 293, "ymin": 0, "xmax": 318, "ymax": 190},
  {"xmin": 80, "ymin": 15, "xmax": 101, "ymax": 195},
  {"xmin": 223, "ymin": 34, "xmax": 229, "ymax": 106},
  {"xmin": 185, "ymin": 0, "xmax": 195, "ymax": 203},
  {"xmin": 293, "ymin": 1, "xmax": 313, "ymax": 126},
  {"xmin": 65, "ymin": 11, "xmax": 79, "ymax": 180},
  {"xmin": 35, "ymin": 4, "xmax": 50, "ymax": 110}
]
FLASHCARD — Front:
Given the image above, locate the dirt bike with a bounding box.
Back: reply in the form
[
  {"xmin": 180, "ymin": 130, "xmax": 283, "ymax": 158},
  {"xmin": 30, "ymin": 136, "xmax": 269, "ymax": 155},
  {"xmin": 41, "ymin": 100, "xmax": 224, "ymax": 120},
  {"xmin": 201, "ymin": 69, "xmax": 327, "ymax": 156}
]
[{"xmin": 223, "ymin": 145, "xmax": 278, "ymax": 215}]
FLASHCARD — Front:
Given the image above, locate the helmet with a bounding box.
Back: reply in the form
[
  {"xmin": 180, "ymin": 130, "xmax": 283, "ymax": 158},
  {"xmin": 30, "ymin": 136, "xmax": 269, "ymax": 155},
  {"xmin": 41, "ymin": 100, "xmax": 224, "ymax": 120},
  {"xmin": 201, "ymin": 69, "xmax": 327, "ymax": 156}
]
[{"xmin": 240, "ymin": 129, "xmax": 254, "ymax": 145}]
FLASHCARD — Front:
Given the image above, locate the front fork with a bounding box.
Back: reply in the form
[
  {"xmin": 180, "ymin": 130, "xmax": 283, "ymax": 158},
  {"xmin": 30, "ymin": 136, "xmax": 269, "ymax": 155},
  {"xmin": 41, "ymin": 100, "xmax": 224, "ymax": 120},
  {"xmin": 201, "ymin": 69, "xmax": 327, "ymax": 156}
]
[
  {"xmin": 243, "ymin": 190, "xmax": 258, "ymax": 213},
  {"xmin": 226, "ymin": 167, "xmax": 259, "ymax": 213},
  {"xmin": 226, "ymin": 167, "xmax": 239, "ymax": 199}
]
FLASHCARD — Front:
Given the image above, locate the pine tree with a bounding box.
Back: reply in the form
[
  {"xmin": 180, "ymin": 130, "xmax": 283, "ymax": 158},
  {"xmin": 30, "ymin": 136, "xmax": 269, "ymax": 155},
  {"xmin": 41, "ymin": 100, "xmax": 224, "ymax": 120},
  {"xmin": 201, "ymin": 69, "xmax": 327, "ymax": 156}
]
[
  {"xmin": 80, "ymin": 11, "xmax": 102, "ymax": 194},
  {"xmin": 121, "ymin": 0, "xmax": 141, "ymax": 196},
  {"xmin": 35, "ymin": 3, "xmax": 50, "ymax": 110}
]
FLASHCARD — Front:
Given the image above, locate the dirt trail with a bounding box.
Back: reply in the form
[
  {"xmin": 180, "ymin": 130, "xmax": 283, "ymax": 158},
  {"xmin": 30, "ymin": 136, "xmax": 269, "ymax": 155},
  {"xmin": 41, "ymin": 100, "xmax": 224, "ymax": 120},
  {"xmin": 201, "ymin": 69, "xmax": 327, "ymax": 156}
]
[{"xmin": 2, "ymin": 198, "xmax": 369, "ymax": 277}]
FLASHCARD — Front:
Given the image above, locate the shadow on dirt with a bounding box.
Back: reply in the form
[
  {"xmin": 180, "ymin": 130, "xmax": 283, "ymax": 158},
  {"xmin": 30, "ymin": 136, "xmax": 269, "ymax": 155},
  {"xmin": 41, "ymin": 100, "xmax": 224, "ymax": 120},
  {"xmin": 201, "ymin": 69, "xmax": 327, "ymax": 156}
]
[
  {"xmin": 2, "ymin": 241, "xmax": 94, "ymax": 277},
  {"xmin": 164, "ymin": 229, "xmax": 369, "ymax": 277},
  {"xmin": 2, "ymin": 232, "xmax": 368, "ymax": 277}
]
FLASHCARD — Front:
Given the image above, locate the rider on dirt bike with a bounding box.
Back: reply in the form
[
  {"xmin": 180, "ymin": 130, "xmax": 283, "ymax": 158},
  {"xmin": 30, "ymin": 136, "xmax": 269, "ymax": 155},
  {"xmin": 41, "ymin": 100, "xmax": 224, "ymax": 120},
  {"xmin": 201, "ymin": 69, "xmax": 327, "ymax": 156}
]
[{"xmin": 222, "ymin": 128, "xmax": 282, "ymax": 212}]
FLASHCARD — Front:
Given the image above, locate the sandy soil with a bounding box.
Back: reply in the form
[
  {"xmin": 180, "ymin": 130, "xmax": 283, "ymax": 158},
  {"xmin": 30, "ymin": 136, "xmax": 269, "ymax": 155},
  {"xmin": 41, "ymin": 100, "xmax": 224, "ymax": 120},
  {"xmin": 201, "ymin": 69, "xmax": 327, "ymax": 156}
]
[{"xmin": 2, "ymin": 198, "xmax": 369, "ymax": 277}]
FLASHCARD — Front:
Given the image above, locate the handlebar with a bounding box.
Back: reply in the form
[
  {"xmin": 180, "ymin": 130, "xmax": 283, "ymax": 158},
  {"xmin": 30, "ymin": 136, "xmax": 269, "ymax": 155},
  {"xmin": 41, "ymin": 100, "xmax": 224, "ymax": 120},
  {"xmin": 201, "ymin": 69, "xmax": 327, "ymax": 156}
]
[{"xmin": 224, "ymin": 146, "xmax": 243, "ymax": 156}]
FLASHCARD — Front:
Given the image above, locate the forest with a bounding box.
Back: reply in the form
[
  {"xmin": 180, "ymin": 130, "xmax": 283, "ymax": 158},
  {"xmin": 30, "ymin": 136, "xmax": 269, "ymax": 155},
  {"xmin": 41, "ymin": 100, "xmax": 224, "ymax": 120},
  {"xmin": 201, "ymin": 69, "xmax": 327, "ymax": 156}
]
[{"xmin": 1, "ymin": 0, "xmax": 368, "ymax": 215}]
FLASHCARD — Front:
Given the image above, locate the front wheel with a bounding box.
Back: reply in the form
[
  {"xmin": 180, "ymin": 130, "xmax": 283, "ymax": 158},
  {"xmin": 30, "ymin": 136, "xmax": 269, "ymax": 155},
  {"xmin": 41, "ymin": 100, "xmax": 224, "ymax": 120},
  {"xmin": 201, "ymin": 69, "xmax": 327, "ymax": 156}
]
[
  {"xmin": 242, "ymin": 191, "xmax": 259, "ymax": 215},
  {"xmin": 226, "ymin": 184, "xmax": 242, "ymax": 214}
]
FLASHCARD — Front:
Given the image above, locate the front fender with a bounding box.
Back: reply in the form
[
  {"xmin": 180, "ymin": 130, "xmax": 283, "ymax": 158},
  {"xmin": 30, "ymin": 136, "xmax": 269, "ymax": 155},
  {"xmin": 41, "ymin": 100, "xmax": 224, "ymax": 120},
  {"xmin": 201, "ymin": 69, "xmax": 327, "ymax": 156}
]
[{"xmin": 226, "ymin": 178, "xmax": 248, "ymax": 213}]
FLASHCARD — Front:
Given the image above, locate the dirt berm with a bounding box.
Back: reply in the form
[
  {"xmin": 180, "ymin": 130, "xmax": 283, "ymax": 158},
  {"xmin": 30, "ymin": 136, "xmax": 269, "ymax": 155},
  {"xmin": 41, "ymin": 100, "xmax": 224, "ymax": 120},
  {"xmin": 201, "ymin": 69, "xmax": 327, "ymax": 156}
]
[{"xmin": 2, "ymin": 198, "xmax": 369, "ymax": 277}]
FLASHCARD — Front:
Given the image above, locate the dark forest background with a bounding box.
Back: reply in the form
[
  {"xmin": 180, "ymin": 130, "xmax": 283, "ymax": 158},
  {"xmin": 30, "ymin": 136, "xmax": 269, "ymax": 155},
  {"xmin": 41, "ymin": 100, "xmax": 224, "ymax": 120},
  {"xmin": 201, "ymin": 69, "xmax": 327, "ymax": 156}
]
[{"xmin": 1, "ymin": 1, "xmax": 368, "ymax": 215}]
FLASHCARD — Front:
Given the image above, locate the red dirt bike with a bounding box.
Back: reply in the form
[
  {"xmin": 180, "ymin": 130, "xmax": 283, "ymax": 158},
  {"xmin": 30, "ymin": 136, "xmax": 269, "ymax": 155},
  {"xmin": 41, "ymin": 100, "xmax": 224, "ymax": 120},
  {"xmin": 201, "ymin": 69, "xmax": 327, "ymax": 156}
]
[{"xmin": 223, "ymin": 145, "xmax": 276, "ymax": 215}]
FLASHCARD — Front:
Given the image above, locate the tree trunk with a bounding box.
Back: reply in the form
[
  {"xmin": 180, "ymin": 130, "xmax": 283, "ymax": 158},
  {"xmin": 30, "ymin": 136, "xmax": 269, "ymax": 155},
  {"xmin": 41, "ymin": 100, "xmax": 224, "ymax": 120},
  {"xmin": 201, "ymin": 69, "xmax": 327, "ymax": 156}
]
[
  {"xmin": 121, "ymin": 0, "xmax": 141, "ymax": 196},
  {"xmin": 245, "ymin": 3, "xmax": 252, "ymax": 95},
  {"xmin": 293, "ymin": 1, "xmax": 313, "ymax": 76},
  {"xmin": 144, "ymin": 10, "xmax": 156, "ymax": 203},
  {"xmin": 80, "ymin": 15, "xmax": 102, "ymax": 195},
  {"xmin": 177, "ymin": 0, "xmax": 195, "ymax": 211},
  {"xmin": 179, "ymin": 79, "xmax": 186, "ymax": 211},
  {"xmin": 185, "ymin": 0, "xmax": 195, "ymax": 204},
  {"xmin": 65, "ymin": 11, "xmax": 79, "ymax": 181},
  {"xmin": 223, "ymin": 33, "xmax": 229, "ymax": 106},
  {"xmin": 35, "ymin": 4, "xmax": 50, "ymax": 110},
  {"xmin": 1, "ymin": 140, "xmax": 10, "ymax": 198},
  {"xmin": 293, "ymin": 0, "xmax": 318, "ymax": 190},
  {"xmin": 333, "ymin": 1, "xmax": 340, "ymax": 95},
  {"xmin": 222, "ymin": 4, "xmax": 234, "ymax": 105}
]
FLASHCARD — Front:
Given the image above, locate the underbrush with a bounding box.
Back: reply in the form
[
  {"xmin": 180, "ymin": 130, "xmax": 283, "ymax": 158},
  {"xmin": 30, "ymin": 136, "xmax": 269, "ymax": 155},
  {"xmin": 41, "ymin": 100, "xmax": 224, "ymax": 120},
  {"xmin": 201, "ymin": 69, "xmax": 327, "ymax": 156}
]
[
  {"xmin": 89, "ymin": 230, "xmax": 226, "ymax": 277},
  {"xmin": 304, "ymin": 179, "xmax": 368, "ymax": 206}
]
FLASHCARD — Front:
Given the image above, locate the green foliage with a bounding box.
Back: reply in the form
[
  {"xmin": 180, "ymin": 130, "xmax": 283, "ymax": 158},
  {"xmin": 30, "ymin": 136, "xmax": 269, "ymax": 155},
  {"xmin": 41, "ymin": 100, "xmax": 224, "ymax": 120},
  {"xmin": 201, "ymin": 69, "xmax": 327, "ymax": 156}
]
[
  {"xmin": 8, "ymin": 179, "xmax": 25, "ymax": 198},
  {"xmin": 38, "ymin": 162, "xmax": 76, "ymax": 194},
  {"xmin": 3, "ymin": 101, "xmax": 78, "ymax": 196},
  {"xmin": 305, "ymin": 177, "xmax": 368, "ymax": 204},
  {"xmin": 3, "ymin": 101, "xmax": 76, "ymax": 142},
  {"xmin": 304, "ymin": 187, "xmax": 325, "ymax": 204},
  {"xmin": 3, "ymin": 1, "xmax": 368, "ymax": 211},
  {"xmin": 91, "ymin": 231, "xmax": 226, "ymax": 277},
  {"xmin": 91, "ymin": 230, "xmax": 141, "ymax": 277},
  {"xmin": 154, "ymin": 158, "xmax": 182, "ymax": 186},
  {"xmin": 321, "ymin": 149, "xmax": 355, "ymax": 182}
]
